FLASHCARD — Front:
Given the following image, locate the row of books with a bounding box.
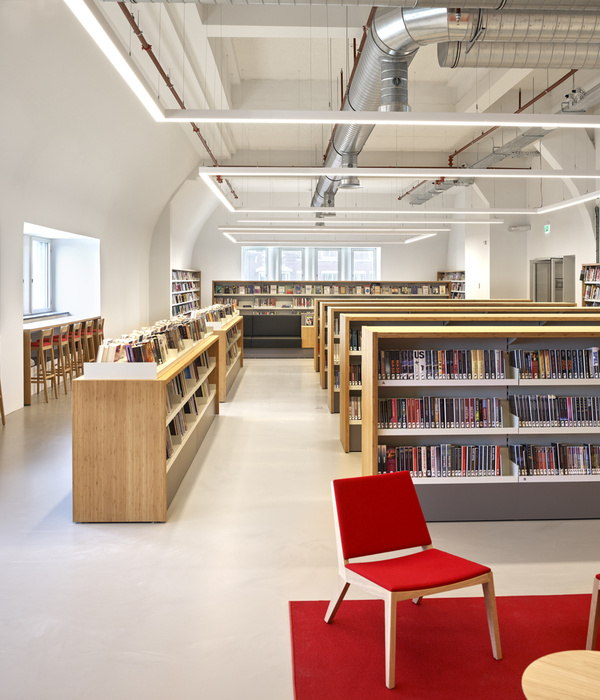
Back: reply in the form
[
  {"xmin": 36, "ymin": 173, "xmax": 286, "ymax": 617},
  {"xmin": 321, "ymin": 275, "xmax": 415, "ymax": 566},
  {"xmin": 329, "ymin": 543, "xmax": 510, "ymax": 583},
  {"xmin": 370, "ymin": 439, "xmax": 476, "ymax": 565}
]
[
  {"xmin": 377, "ymin": 444, "xmax": 501, "ymax": 478},
  {"xmin": 166, "ymin": 381, "xmax": 213, "ymax": 458},
  {"xmin": 378, "ymin": 397, "xmax": 503, "ymax": 430},
  {"xmin": 508, "ymin": 348, "xmax": 600, "ymax": 380},
  {"xmin": 172, "ymin": 292, "xmax": 199, "ymax": 305},
  {"xmin": 509, "ymin": 443, "xmax": 600, "ymax": 475},
  {"xmin": 584, "ymin": 286, "xmax": 600, "ymax": 301},
  {"xmin": 97, "ymin": 304, "xmax": 235, "ymax": 364},
  {"xmin": 508, "ymin": 394, "xmax": 600, "ymax": 428},
  {"xmin": 166, "ymin": 352, "xmax": 211, "ymax": 412},
  {"xmin": 583, "ymin": 266, "xmax": 600, "ymax": 282},
  {"xmin": 225, "ymin": 328, "xmax": 240, "ymax": 345},
  {"xmin": 349, "ymin": 327, "xmax": 361, "ymax": 352},
  {"xmin": 172, "ymin": 281, "xmax": 199, "ymax": 292},
  {"xmin": 378, "ymin": 349, "xmax": 504, "ymax": 381},
  {"xmin": 214, "ymin": 283, "xmax": 448, "ymax": 296},
  {"xmin": 225, "ymin": 344, "xmax": 240, "ymax": 368},
  {"xmin": 349, "ymin": 363, "xmax": 362, "ymax": 386},
  {"xmin": 172, "ymin": 270, "xmax": 199, "ymax": 281},
  {"xmin": 349, "ymin": 395, "xmax": 362, "ymax": 421}
]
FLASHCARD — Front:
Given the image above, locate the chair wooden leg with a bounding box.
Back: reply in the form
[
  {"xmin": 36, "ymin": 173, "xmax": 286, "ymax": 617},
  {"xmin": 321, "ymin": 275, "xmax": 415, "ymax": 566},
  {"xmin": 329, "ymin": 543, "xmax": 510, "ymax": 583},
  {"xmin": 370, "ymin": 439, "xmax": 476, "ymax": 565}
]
[
  {"xmin": 324, "ymin": 577, "xmax": 350, "ymax": 623},
  {"xmin": 586, "ymin": 576, "xmax": 600, "ymax": 650},
  {"xmin": 38, "ymin": 350, "xmax": 49, "ymax": 402},
  {"xmin": 482, "ymin": 575, "xmax": 502, "ymax": 660},
  {"xmin": 0, "ymin": 378, "xmax": 5, "ymax": 426},
  {"xmin": 384, "ymin": 593, "xmax": 397, "ymax": 690}
]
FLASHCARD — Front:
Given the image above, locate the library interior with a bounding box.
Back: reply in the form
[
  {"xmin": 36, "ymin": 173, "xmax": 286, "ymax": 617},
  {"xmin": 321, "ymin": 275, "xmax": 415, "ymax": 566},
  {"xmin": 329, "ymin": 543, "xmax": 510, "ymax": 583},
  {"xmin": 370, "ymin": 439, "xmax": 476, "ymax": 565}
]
[{"xmin": 5, "ymin": 1, "xmax": 600, "ymax": 698}]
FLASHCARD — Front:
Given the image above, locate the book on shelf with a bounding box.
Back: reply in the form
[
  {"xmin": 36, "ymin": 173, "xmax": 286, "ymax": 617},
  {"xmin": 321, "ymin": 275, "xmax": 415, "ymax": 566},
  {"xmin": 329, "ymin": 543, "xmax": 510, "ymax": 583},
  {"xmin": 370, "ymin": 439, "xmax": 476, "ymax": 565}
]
[
  {"xmin": 509, "ymin": 348, "xmax": 600, "ymax": 379},
  {"xmin": 510, "ymin": 443, "xmax": 600, "ymax": 476},
  {"xmin": 377, "ymin": 349, "xmax": 504, "ymax": 382},
  {"xmin": 508, "ymin": 394, "xmax": 600, "ymax": 428}
]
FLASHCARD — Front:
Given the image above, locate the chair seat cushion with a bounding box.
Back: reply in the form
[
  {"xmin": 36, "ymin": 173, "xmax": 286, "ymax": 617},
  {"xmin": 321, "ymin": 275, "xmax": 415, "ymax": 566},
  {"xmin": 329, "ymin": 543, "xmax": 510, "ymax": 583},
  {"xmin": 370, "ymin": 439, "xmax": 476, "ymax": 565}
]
[{"xmin": 346, "ymin": 547, "xmax": 490, "ymax": 592}]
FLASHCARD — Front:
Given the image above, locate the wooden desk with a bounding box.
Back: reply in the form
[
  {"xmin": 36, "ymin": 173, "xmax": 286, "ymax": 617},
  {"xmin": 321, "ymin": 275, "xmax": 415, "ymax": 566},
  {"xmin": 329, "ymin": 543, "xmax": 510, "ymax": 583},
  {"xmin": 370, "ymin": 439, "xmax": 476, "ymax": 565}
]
[
  {"xmin": 522, "ymin": 650, "xmax": 600, "ymax": 700},
  {"xmin": 23, "ymin": 315, "xmax": 100, "ymax": 405}
]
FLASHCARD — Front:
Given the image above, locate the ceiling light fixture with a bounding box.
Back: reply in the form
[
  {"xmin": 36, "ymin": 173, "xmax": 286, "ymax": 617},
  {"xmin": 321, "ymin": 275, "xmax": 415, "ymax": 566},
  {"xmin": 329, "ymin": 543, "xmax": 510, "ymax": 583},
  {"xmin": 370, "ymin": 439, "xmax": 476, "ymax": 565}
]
[
  {"xmin": 171, "ymin": 109, "xmax": 600, "ymax": 131},
  {"xmin": 199, "ymin": 166, "xmax": 600, "ymax": 180},
  {"xmin": 200, "ymin": 175, "xmax": 236, "ymax": 213},
  {"xmin": 536, "ymin": 189, "xmax": 600, "ymax": 214},
  {"xmin": 236, "ymin": 218, "xmax": 505, "ymax": 225},
  {"xmin": 220, "ymin": 227, "xmax": 450, "ymax": 233},
  {"xmin": 223, "ymin": 236, "xmax": 437, "ymax": 246},
  {"xmin": 63, "ymin": 0, "xmax": 164, "ymax": 122}
]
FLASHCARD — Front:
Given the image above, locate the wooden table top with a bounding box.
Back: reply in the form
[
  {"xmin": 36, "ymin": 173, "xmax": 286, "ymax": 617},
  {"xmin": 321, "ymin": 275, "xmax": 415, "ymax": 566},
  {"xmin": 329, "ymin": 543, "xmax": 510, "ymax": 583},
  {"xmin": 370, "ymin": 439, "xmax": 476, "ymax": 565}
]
[{"xmin": 522, "ymin": 650, "xmax": 600, "ymax": 700}]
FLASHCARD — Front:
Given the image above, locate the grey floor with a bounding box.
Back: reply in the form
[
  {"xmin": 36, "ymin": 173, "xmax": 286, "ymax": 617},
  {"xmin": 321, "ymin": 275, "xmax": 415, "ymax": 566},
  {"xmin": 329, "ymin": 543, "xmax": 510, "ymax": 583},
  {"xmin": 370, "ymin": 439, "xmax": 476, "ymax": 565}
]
[{"xmin": 1, "ymin": 358, "xmax": 599, "ymax": 700}]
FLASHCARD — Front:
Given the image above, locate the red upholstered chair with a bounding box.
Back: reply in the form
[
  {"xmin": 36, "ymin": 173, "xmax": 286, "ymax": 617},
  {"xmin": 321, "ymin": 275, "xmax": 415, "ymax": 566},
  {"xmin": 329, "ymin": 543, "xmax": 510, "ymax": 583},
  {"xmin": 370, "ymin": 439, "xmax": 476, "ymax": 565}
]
[
  {"xmin": 325, "ymin": 471, "xmax": 502, "ymax": 689},
  {"xmin": 586, "ymin": 574, "xmax": 600, "ymax": 650}
]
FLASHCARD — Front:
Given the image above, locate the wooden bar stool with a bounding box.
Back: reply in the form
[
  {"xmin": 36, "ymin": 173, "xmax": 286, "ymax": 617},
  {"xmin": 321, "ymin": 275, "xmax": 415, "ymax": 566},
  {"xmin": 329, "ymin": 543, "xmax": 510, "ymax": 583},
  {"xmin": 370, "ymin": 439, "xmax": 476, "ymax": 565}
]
[
  {"xmin": 69, "ymin": 322, "xmax": 85, "ymax": 378},
  {"xmin": 586, "ymin": 574, "xmax": 600, "ymax": 650},
  {"xmin": 0, "ymin": 377, "xmax": 5, "ymax": 425},
  {"xmin": 31, "ymin": 328, "xmax": 58, "ymax": 402},
  {"xmin": 92, "ymin": 318, "xmax": 104, "ymax": 359},
  {"xmin": 53, "ymin": 324, "xmax": 73, "ymax": 394},
  {"xmin": 82, "ymin": 320, "xmax": 95, "ymax": 362}
]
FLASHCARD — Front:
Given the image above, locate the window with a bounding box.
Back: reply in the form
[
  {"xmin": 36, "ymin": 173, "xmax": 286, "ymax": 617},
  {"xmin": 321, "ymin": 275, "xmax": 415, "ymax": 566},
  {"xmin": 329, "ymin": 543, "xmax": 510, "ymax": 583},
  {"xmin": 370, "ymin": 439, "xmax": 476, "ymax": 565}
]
[
  {"xmin": 279, "ymin": 248, "xmax": 304, "ymax": 280},
  {"xmin": 242, "ymin": 247, "xmax": 268, "ymax": 280},
  {"xmin": 352, "ymin": 249, "xmax": 377, "ymax": 281},
  {"xmin": 241, "ymin": 246, "xmax": 379, "ymax": 281},
  {"xmin": 316, "ymin": 249, "xmax": 340, "ymax": 281},
  {"xmin": 24, "ymin": 235, "xmax": 53, "ymax": 315}
]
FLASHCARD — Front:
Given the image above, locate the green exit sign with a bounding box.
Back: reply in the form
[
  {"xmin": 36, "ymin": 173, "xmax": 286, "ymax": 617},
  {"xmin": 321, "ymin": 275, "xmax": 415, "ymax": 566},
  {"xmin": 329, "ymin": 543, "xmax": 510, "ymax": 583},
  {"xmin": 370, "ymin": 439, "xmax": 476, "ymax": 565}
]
[{"xmin": 544, "ymin": 224, "xmax": 551, "ymax": 235}]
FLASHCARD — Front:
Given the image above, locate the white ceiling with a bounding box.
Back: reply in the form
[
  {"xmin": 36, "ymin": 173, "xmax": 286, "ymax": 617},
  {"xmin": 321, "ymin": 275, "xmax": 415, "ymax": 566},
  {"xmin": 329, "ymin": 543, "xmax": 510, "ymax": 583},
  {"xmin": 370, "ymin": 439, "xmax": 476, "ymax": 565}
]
[{"xmin": 95, "ymin": 1, "xmax": 600, "ymax": 223}]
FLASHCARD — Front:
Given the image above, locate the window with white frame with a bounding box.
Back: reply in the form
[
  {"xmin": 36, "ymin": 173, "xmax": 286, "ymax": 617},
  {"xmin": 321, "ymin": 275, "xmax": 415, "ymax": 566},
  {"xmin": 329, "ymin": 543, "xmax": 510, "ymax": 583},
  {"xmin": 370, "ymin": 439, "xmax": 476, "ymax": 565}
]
[
  {"xmin": 316, "ymin": 248, "xmax": 340, "ymax": 281},
  {"xmin": 241, "ymin": 246, "xmax": 379, "ymax": 281},
  {"xmin": 351, "ymin": 248, "xmax": 377, "ymax": 281},
  {"xmin": 24, "ymin": 235, "xmax": 54, "ymax": 315},
  {"xmin": 242, "ymin": 247, "xmax": 268, "ymax": 280},
  {"xmin": 279, "ymin": 248, "xmax": 304, "ymax": 280}
]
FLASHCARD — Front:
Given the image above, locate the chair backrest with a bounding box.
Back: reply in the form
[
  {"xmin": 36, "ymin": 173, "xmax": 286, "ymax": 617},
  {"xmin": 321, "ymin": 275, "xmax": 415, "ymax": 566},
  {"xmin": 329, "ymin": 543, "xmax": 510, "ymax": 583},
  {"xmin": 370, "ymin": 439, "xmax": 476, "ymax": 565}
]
[{"xmin": 332, "ymin": 471, "xmax": 432, "ymax": 561}]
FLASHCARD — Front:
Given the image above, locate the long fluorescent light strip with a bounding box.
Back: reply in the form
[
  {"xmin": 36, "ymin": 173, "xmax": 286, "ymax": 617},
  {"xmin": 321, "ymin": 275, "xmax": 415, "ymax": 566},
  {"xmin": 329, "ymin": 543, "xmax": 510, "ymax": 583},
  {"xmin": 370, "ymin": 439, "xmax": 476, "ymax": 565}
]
[
  {"xmin": 199, "ymin": 166, "xmax": 600, "ymax": 180},
  {"xmin": 236, "ymin": 218, "xmax": 505, "ymax": 225},
  {"xmin": 220, "ymin": 227, "xmax": 449, "ymax": 233},
  {"xmin": 225, "ymin": 237, "xmax": 436, "ymax": 245},
  {"xmin": 169, "ymin": 109, "xmax": 600, "ymax": 130},
  {"xmin": 200, "ymin": 175, "xmax": 236, "ymax": 213},
  {"xmin": 63, "ymin": 0, "xmax": 164, "ymax": 122}
]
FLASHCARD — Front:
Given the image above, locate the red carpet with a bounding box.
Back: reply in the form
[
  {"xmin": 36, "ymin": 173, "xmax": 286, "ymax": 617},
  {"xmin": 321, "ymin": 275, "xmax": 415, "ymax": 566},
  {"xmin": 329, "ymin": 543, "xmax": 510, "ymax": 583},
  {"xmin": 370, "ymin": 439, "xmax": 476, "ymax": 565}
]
[{"xmin": 289, "ymin": 594, "xmax": 592, "ymax": 699}]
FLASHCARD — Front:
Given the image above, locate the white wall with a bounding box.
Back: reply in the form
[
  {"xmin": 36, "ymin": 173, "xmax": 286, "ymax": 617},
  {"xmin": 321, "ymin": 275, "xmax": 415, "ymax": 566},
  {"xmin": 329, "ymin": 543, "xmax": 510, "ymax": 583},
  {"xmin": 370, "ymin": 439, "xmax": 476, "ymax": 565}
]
[
  {"xmin": 0, "ymin": 1, "xmax": 198, "ymax": 413},
  {"xmin": 53, "ymin": 236, "xmax": 101, "ymax": 318}
]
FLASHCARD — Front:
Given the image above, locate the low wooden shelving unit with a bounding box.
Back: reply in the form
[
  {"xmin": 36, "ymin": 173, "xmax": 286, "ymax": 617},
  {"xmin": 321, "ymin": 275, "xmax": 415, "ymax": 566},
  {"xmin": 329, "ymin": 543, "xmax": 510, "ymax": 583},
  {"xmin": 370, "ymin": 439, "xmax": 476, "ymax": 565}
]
[{"xmin": 72, "ymin": 332, "xmax": 220, "ymax": 523}]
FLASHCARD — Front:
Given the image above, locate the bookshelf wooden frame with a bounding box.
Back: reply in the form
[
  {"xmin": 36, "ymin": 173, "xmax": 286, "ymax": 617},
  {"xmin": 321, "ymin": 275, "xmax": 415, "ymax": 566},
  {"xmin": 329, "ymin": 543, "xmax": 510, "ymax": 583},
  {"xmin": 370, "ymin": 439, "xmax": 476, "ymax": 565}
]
[
  {"xmin": 172, "ymin": 268, "xmax": 201, "ymax": 317},
  {"xmin": 360, "ymin": 324, "xmax": 600, "ymax": 521},
  {"xmin": 314, "ymin": 298, "xmax": 574, "ymax": 379},
  {"xmin": 581, "ymin": 263, "xmax": 600, "ymax": 307},
  {"xmin": 210, "ymin": 314, "xmax": 244, "ymax": 402},
  {"xmin": 337, "ymin": 310, "xmax": 600, "ymax": 453},
  {"xmin": 72, "ymin": 332, "xmax": 220, "ymax": 523}
]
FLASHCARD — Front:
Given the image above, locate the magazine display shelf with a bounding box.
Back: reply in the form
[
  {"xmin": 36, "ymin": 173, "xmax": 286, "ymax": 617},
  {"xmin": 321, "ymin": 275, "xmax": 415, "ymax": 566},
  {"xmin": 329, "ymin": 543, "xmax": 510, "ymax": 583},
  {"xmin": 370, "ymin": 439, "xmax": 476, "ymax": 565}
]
[
  {"xmin": 361, "ymin": 325, "xmax": 600, "ymax": 521},
  {"xmin": 72, "ymin": 332, "xmax": 219, "ymax": 523}
]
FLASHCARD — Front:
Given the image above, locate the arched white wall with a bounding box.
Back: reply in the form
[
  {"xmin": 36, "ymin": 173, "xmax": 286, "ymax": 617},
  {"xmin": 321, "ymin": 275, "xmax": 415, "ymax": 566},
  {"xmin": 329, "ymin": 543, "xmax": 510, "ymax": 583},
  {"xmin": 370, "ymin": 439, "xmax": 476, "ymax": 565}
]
[{"xmin": 0, "ymin": 1, "xmax": 198, "ymax": 413}]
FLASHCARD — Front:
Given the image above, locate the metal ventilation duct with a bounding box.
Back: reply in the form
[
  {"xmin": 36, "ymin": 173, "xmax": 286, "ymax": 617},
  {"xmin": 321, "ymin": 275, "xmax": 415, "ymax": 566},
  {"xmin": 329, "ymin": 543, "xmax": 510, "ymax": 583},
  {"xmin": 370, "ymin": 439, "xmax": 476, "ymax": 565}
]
[{"xmin": 439, "ymin": 42, "xmax": 600, "ymax": 69}]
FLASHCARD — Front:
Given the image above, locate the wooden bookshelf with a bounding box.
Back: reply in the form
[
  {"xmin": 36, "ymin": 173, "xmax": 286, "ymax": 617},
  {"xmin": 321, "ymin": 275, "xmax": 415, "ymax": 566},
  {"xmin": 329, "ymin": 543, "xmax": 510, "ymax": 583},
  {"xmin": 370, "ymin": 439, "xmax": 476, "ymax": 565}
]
[
  {"xmin": 336, "ymin": 309, "xmax": 600, "ymax": 453},
  {"xmin": 360, "ymin": 325, "xmax": 600, "ymax": 521},
  {"xmin": 209, "ymin": 314, "xmax": 244, "ymax": 402},
  {"xmin": 72, "ymin": 332, "xmax": 219, "ymax": 523},
  {"xmin": 437, "ymin": 270, "xmax": 466, "ymax": 299},
  {"xmin": 581, "ymin": 264, "xmax": 600, "ymax": 306},
  {"xmin": 172, "ymin": 269, "xmax": 201, "ymax": 317}
]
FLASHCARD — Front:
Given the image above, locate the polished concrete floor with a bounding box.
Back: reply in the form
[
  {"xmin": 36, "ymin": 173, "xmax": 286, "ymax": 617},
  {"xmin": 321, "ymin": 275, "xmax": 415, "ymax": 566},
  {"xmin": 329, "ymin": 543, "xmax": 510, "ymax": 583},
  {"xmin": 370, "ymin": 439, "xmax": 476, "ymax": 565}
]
[{"xmin": 1, "ymin": 358, "xmax": 600, "ymax": 700}]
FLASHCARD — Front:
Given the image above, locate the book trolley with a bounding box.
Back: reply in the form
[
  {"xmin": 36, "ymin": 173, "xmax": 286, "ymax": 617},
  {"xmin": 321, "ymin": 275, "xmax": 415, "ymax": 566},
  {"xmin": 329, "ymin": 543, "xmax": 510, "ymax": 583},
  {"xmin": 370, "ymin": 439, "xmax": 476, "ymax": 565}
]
[{"xmin": 361, "ymin": 325, "xmax": 600, "ymax": 521}]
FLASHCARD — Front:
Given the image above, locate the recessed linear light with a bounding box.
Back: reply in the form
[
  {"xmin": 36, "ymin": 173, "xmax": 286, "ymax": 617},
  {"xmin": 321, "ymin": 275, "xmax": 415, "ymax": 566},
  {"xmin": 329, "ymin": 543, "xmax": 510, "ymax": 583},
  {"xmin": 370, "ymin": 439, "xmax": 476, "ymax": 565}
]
[
  {"xmin": 238, "ymin": 208, "xmax": 528, "ymax": 215},
  {"xmin": 199, "ymin": 166, "xmax": 600, "ymax": 180},
  {"xmin": 170, "ymin": 109, "xmax": 600, "ymax": 131},
  {"xmin": 63, "ymin": 0, "xmax": 164, "ymax": 122},
  {"xmin": 236, "ymin": 218, "xmax": 505, "ymax": 225},
  {"xmin": 220, "ymin": 227, "xmax": 450, "ymax": 233}
]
